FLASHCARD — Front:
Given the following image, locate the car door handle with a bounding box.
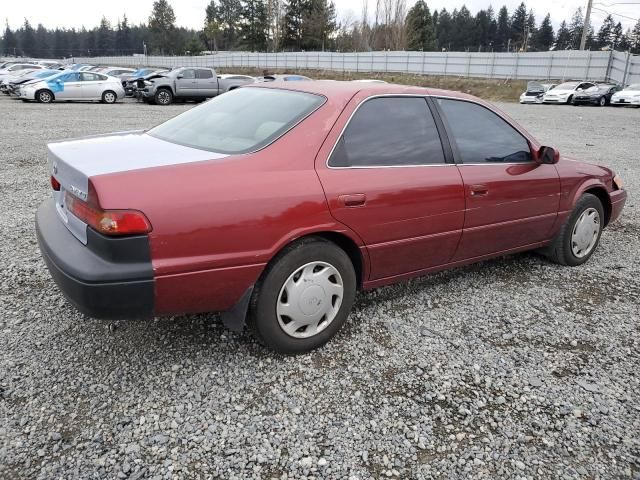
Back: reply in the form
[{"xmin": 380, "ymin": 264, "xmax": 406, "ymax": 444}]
[
  {"xmin": 339, "ymin": 193, "xmax": 366, "ymax": 207},
  {"xmin": 470, "ymin": 184, "xmax": 489, "ymax": 196}
]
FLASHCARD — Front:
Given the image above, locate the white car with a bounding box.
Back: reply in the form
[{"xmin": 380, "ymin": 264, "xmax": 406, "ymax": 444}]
[
  {"xmin": 520, "ymin": 81, "xmax": 556, "ymax": 104},
  {"xmin": 610, "ymin": 83, "xmax": 640, "ymax": 106},
  {"xmin": 0, "ymin": 63, "xmax": 43, "ymax": 81},
  {"xmin": 20, "ymin": 71, "xmax": 125, "ymax": 104},
  {"xmin": 542, "ymin": 81, "xmax": 596, "ymax": 104}
]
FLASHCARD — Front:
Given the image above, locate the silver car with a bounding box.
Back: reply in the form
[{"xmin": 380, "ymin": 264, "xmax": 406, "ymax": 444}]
[{"xmin": 19, "ymin": 71, "xmax": 125, "ymax": 103}]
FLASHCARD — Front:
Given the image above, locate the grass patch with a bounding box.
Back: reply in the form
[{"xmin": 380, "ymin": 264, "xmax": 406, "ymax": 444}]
[{"xmin": 217, "ymin": 67, "xmax": 528, "ymax": 102}]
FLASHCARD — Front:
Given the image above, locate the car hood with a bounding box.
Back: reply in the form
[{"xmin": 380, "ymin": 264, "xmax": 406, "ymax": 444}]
[
  {"xmin": 48, "ymin": 131, "xmax": 229, "ymax": 198},
  {"xmin": 614, "ymin": 89, "xmax": 640, "ymax": 96},
  {"xmin": 545, "ymin": 88, "xmax": 574, "ymax": 95}
]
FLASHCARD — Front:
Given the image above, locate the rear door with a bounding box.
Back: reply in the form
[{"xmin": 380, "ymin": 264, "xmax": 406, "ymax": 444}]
[
  {"xmin": 195, "ymin": 69, "xmax": 218, "ymax": 96},
  {"xmin": 79, "ymin": 72, "xmax": 105, "ymax": 99},
  {"xmin": 434, "ymin": 97, "xmax": 560, "ymax": 261},
  {"xmin": 175, "ymin": 69, "xmax": 196, "ymax": 96},
  {"xmin": 315, "ymin": 94, "xmax": 465, "ymax": 281}
]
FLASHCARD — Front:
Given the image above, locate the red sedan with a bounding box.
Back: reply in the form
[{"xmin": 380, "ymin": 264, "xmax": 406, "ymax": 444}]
[{"xmin": 36, "ymin": 82, "xmax": 627, "ymax": 353}]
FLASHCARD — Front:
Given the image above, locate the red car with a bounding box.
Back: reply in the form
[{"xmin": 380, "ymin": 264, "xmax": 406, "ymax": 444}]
[{"xmin": 36, "ymin": 82, "xmax": 627, "ymax": 353}]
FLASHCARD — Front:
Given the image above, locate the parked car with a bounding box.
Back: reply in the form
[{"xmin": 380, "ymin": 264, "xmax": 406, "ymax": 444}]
[
  {"xmin": 572, "ymin": 84, "xmax": 622, "ymax": 106},
  {"xmin": 100, "ymin": 67, "xmax": 136, "ymax": 79},
  {"xmin": 140, "ymin": 67, "xmax": 255, "ymax": 105},
  {"xmin": 0, "ymin": 63, "xmax": 43, "ymax": 81},
  {"xmin": 0, "ymin": 68, "xmax": 41, "ymax": 94},
  {"xmin": 256, "ymin": 74, "xmax": 313, "ymax": 82},
  {"xmin": 2, "ymin": 69, "xmax": 59, "ymax": 95},
  {"xmin": 610, "ymin": 83, "xmax": 640, "ymax": 106},
  {"xmin": 36, "ymin": 61, "xmax": 63, "ymax": 70},
  {"xmin": 19, "ymin": 71, "xmax": 125, "ymax": 103},
  {"xmin": 519, "ymin": 81, "xmax": 556, "ymax": 104},
  {"xmin": 36, "ymin": 82, "xmax": 627, "ymax": 353},
  {"xmin": 122, "ymin": 68, "xmax": 169, "ymax": 96},
  {"xmin": 542, "ymin": 81, "xmax": 596, "ymax": 104}
]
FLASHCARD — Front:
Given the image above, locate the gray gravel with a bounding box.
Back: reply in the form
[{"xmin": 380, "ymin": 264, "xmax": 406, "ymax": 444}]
[{"xmin": 0, "ymin": 95, "xmax": 639, "ymax": 479}]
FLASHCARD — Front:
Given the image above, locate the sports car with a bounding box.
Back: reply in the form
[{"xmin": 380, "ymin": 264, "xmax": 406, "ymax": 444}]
[
  {"xmin": 610, "ymin": 83, "xmax": 640, "ymax": 106},
  {"xmin": 36, "ymin": 82, "xmax": 627, "ymax": 353}
]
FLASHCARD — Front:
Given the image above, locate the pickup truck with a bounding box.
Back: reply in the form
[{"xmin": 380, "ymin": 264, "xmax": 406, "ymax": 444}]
[{"xmin": 140, "ymin": 67, "xmax": 255, "ymax": 105}]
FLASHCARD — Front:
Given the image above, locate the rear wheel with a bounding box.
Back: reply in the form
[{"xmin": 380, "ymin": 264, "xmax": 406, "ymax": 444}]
[
  {"xmin": 36, "ymin": 89, "xmax": 53, "ymax": 103},
  {"xmin": 248, "ymin": 238, "xmax": 356, "ymax": 353},
  {"xmin": 599, "ymin": 96, "xmax": 606, "ymax": 106},
  {"xmin": 542, "ymin": 193, "xmax": 604, "ymax": 266},
  {"xmin": 155, "ymin": 88, "xmax": 173, "ymax": 106},
  {"xmin": 102, "ymin": 90, "xmax": 117, "ymax": 104}
]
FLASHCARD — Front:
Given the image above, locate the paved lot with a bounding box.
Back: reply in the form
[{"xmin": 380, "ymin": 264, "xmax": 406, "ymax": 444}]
[{"xmin": 0, "ymin": 94, "xmax": 638, "ymax": 480}]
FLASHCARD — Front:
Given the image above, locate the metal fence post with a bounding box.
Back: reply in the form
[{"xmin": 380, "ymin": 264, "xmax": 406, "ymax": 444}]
[
  {"xmin": 605, "ymin": 49, "xmax": 614, "ymax": 82},
  {"xmin": 585, "ymin": 50, "xmax": 592, "ymax": 80},
  {"xmin": 546, "ymin": 52, "xmax": 553, "ymax": 80},
  {"xmin": 465, "ymin": 52, "xmax": 471, "ymax": 77},
  {"xmin": 422, "ymin": 52, "xmax": 426, "ymax": 75},
  {"xmin": 489, "ymin": 52, "xmax": 495, "ymax": 79},
  {"xmin": 356, "ymin": 53, "xmax": 359, "ymax": 73},
  {"xmin": 514, "ymin": 53, "xmax": 519, "ymax": 79},
  {"xmin": 622, "ymin": 50, "xmax": 632, "ymax": 86},
  {"xmin": 385, "ymin": 51, "xmax": 389, "ymax": 72},
  {"xmin": 444, "ymin": 52, "xmax": 448, "ymax": 75}
]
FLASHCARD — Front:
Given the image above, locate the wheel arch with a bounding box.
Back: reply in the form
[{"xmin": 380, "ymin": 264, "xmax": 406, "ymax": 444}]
[
  {"xmin": 583, "ymin": 186, "xmax": 612, "ymax": 226},
  {"xmin": 36, "ymin": 88, "xmax": 54, "ymax": 101}
]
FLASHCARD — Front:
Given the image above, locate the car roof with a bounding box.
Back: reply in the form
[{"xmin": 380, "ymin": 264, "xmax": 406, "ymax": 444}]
[{"xmin": 247, "ymin": 80, "xmax": 475, "ymax": 102}]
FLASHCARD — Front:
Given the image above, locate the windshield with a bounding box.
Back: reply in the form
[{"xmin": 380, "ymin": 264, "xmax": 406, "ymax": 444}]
[
  {"xmin": 148, "ymin": 87, "xmax": 325, "ymax": 154},
  {"xmin": 555, "ymin": 82, "xmax": 579, "ymax": 90},
  {"xmin": 625, "ymin": 84, "xmax": 640, "ymax": 90}
]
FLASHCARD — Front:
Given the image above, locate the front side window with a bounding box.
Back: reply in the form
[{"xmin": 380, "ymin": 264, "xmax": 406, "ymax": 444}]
[
  {"xmin": 437, "ymin": 99, "xmax": 531, "ymax": 164},
  {"xmin": 148, "ymin": 87, "xmax": 324, "ymax": 154},
  {"xmin": 329, "ymin": 97, "xmax": 445, "ymax": 167},
  {"xmin": 180, "ymin": 69, "xmax": 196, "ymax": 79}
]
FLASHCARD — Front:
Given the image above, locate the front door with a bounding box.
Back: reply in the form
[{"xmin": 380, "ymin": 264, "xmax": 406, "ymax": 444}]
[
  {"xmin": 315, "ymin": 95, "xmax": 465, "ymax": 281},
  {"xmin": 433, "ymin": 97, "xmax": 561, "ymax": 260},
  {"xmin": 52, "ymin": 72, "xmax": 83, "ymax": 100}
]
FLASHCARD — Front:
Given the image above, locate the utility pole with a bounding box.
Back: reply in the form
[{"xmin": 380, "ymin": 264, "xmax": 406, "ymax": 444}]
[{"xmin": 579, "ymin": 0, "xmax": 593, "ymax": 50}]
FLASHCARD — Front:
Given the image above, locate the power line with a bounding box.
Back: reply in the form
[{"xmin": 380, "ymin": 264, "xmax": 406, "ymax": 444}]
[{"xmin": 592, "ymin": 6, "xmax": 640, "ymax": 21}]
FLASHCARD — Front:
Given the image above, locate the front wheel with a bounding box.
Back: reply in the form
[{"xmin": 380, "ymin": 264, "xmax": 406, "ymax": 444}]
[
  {"xmin": 248, "ymin": 238, "xmax": 357, "ymax": 353},
  {"xmin": 598, "ymin": 96, "xmax": 606, "ymax": 106},
  {"xmin": 542, "ymin": 193, "xmax": 604, "ymax": 266},
  {"xmin": 154, "ymin": 88, "xmax": 173, "ymax": 106},
  {"xmin": 37, "ymin": 89, "xmax": 53, "ymax": 103}
]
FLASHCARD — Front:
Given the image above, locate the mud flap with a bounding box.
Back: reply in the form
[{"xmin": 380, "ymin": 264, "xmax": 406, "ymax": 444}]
[{"xmin": 220, "ymin": 286, "xmax": 254, "ymax": 332}]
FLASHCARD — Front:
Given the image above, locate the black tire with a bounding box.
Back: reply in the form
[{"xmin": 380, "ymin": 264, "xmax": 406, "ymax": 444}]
[
  {"xmin": 598, "ymin": 96, "xmax": 606, "ymax": 107},
  {"xmin": 154, "ymin": 88, "xmax": 173, "ymax": 106},
  {"xmin": 567, "ymin": 95, "xmax": 573, "ymax": 104},
  {"xmin": 36, "ymin": 89, "xmax": 54, "ymax": 103},
  {"xmin": 542, "ymin": 193, "xmax": 605, "ymax": 266},
  {"xmin": 248, "ymin": 237, "xmax": 357, "ymax": 354},
  {"xmin": 102, "ymin": 90, "xmax": 117, "ymax": 104}
]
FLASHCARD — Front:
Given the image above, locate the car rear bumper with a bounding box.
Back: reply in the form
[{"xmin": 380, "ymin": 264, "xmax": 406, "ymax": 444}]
[
  {"xmin": 609, "ymin": 189, "xmax": 627, "ymax": 224},
  {"xmin": 36, "ymin": 198, "xmax": 154, "ymax": 319}
]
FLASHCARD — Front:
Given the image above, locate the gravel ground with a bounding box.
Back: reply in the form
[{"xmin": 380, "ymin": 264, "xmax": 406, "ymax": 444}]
[{"xmin": 0, "ymin": 94, "xmax": 639, "ymax": 480}]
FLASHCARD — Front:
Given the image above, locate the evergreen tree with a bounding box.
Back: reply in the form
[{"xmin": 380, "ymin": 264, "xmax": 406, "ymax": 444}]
[
  {"xmin": 612, "ymin": 22, "xmax": 623, "ymax": 48},
  {"xmin": 96, "ymin": 17, "xmax": 114, "ymax": 55},
  {"xmin": 3, "ymin": 22, "xmax": 17, "ymax": 56},
  {"xmin": 451, "ymin": 6, "xmax": 475, "ymax": 51},
  {"xmin": 115, "ymin": 15, "xmax": 132, "ymax": 53},
  {"xmin": 532, "ymin": 13, "xmax": 554, "ymax": 51},
  {"xmin": 496, "ymin": 6, "xmax": 510, "ymax": 51},
  {"xmin": 597, "ymin": 14, "xmax": 615, "ymax": 49},
  {"xmin": 436, "ymin": 8, "xmax": 453, "ymax": 51},
  {"xmin": 35, "ymin": 24, "xmax": 50, "ymax": 58},
  {"xmin": 302, "ymin": 0, "xmax": 336, "ymax": 51},
  {"xmin": 631, "ymin": 18, "xmax": 640, "ymax": 54},
  {"xmin": 618, "ymin": 29, "xmax": 632, "ymax": 51},
  {"xmin": 240, "ymin": 0, "xmax": 268, "ymax": 51},
  {"xmin": 510, "ymin": 2, "xmax": 528, "ymax": 51},
  {"xmin": 555, "ymin": 20, "xmax": 571, "ymax": 50},
  {"xmin": 474, "ymin": 9, "xmax": 492, "ymax": 51},
  {"xmin": 148, "ymin": 0, "xmax": 177, "ymax": 54},
  {"xmin": 567, "ymin": 8, "xmax": 583, "ymax": 50},
  {"xmin": 216, "ymin": 0, "xmax": 243, "ymax": 49},
  {"xmin": 20, "ymin": 19, "xmax": 37, "ymax": 57},
  {"xmin": 406, "ymin": 0, "xmax": 435, "ymax": 51},
  {"xmin": 185, "ymin": 35, "xmax": 205, "ymax": 54},
  {"xmin": 283, "ymin": 0, "xmax": 305, "ymax": 50}
]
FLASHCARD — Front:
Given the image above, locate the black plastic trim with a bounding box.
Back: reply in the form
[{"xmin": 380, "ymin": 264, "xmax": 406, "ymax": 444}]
[{"xmin": 36, "ymin": 198, "xmax": 154, "ymax": 319}]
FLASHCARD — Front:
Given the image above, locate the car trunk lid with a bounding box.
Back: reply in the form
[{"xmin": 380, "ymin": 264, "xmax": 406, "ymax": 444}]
[{"xmin": 48, "ymin": 130, "xmax": 227, "ymax": 244}]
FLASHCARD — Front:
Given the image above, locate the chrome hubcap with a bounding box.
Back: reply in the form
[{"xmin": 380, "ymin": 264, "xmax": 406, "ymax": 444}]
[
  {"xmin": 571, "ymin": 208, "xmax": 600, "ymax": 258},
  {"xmin": 158, "ymin": 92, "xmax": 169, "ymax": 103},
  {"xmin": 276, "ymin": 261, "xmax": 343, "ymax": 339},
  {"xmin": 40, "ymin": 92, "xmax": 51, "ymax": 102},
  {"xmin": 105, "ymin": 93, "xmax": 115, "ymax": 103}
]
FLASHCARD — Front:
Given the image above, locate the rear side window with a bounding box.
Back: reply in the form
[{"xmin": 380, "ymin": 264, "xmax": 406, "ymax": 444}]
[
  {"xmin": 148, "ymin": 87, "xmax": 325, "ymax": 154},
  {"xmin": 329, "ymin": 97, "xmax": 445, "ymax": 167},
  {"xmin": 437, "ymin": 99, "xmax": 531, "ymax": 164},
  {"xmin": 197, "ymin": 69, "xmax": 213, "ymax": 79}
]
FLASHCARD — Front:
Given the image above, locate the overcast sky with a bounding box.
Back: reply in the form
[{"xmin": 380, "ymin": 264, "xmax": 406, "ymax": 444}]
[{"xmin": 3, "ymin": 0, "xmax": 639, "ymax": 32}]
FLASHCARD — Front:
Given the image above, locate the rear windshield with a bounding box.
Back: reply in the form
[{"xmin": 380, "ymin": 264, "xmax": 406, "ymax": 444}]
[{"xmin": 148, "ymin": 87, "xmax": 325, "ymax": 154}]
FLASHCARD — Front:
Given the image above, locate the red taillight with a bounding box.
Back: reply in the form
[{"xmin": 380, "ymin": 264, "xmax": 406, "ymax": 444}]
[
  {"xmin": 51, "ymin": 176, "xmax": 61, "ymax": 191},
  {"xmin": 64, "ymin": 191, "xmax": 151, "ymax": 236}
]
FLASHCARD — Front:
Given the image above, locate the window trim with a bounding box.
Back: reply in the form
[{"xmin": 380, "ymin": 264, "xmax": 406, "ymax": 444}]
[
  {"xmin": 326, "ymin": 94, "xmax": 454, "ymax": 170},
  {"xmin": 432, "ymin": 96, "xmax": 535, "ymax": 166}
]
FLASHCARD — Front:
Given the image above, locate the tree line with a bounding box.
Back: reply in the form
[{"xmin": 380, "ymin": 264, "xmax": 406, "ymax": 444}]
[{"xmin": 1, "ymin": 0, "xmax": 640, "ymax": 58}]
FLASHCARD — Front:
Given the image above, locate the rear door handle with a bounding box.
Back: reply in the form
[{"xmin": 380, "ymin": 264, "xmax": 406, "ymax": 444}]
[
  {"xmin": 470, "ymin": 184, "xmax": 489, "ymax": 197},
  {"xmin": 339, "ymin": 193, "xmax": 366, "ymax": 207}
]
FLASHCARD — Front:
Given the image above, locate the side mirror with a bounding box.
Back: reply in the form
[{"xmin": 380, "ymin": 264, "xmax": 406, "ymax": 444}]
[
  {"xmin": 538, "ymin": 146, "xmax": 560, "ymax": 164},
  {"xmin": 176, "ymin": 74, "xmax": 183, "ymax": 79}
]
